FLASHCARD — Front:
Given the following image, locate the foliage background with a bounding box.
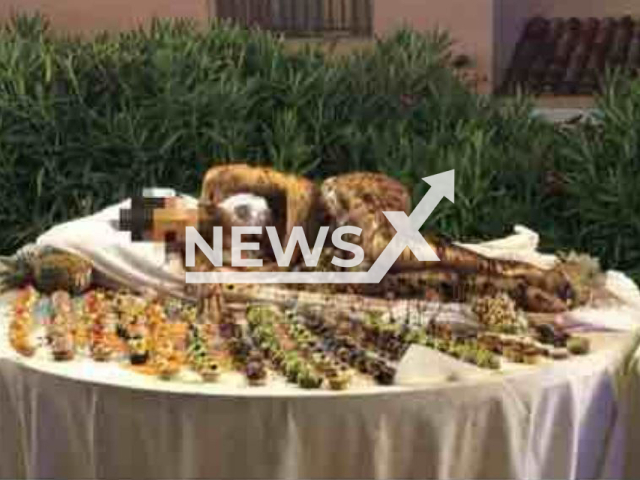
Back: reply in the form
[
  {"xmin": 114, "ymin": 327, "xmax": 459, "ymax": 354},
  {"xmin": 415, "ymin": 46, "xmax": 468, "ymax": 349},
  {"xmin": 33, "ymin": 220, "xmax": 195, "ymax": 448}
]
[{"xmin": 0, "ymin": 15, "xmax": 638, "ymax": 280}]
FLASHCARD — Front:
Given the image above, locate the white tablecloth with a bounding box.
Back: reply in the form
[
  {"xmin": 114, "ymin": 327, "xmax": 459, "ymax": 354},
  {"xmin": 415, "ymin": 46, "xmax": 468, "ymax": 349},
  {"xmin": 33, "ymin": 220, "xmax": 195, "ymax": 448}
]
[
  {"xmin": 615, "ymin": 335, "xmax": 640, "ymax": 480},
  {"xmin": 0, "ymin": 300, "xmax": 638, "ymax": 480}
]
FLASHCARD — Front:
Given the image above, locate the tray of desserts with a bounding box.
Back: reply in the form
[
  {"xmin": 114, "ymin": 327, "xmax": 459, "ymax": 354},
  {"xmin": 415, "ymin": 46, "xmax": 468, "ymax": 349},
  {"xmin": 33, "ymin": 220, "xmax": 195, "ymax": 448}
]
[{"xmin": 0, "ymin": 284, "xmax": 596, "ymax": 394}]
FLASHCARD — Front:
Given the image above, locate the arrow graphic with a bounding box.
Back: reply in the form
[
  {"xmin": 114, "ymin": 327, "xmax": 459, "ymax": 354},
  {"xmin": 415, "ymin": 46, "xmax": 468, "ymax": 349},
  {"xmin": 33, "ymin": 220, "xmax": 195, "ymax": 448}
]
[
  {"xmin": 365, "ymin": 170, "xmax": 455, "ymax": 283},
  {"xmin": 185, "ymin": 170, "xmax": 455, "ymax": 284},
  {"xmin": 410, "ymin": 170, "xmax": 456, "ymax": 229}
]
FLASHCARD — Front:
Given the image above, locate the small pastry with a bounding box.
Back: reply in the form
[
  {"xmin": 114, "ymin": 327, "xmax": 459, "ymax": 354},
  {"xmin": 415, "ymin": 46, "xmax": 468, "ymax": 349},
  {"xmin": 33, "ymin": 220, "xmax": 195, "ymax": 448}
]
[
  {"xmin": 533, "ymin": 322, "xmax": 569, "ymax": 347},
  {"xmin": 450, "ymin": 344, "xmax": 464, "ymax": 359},
  {"xmin": 9, "ymin": 326, "xmax": 36, "ymax": 357},
  {"xmin": 115, "ymin": 323, "xmax": 129, "ymax": 340},
  {"xmin": 550, "ymin": 347, "xmax": 569, "ymax": 360},
  {"xmin": 313, "ymin": 353, "xmax": 333, "ymax": 372},
  {"xmin": 246, "ymin": 360, "xmax": 267, "ymax": 386},
  {"xmin": 157, "ymin": 357, "xmax": 180, "ymax": 380},
  {"xmin": 567, "ymin": 337, "xmax": 590, "ymax": 355},
  {"xmin": 354, "ymin": 353, "xmax": 370, "ymax": 373},
  {"xmin": 336, "ymin": 347, "xmax": 351, "ymax": 363},
  {"xmin": 231, "ymin": 339, "xmax": 252, "ymax": 364},
  {"xmin": 405, "ymin": 329, "xmax": 426, "ymax": 345},
  {"xmin": 503, "ymin": 347, "xmax": 523, "ymax": 363},
  {"xmin": 128, "ymin": 336, "xmax": 149, "ymax": 365},
  {"xmin": 298, "ymin": 369, "xmax": 322, "ymax": 389},
  {"xmin": 523, "ymin": 347, "xmax": 539, "ymax": 365},
  {"xmin": 327, "ymin": 370, "xmax": 352, "ymax": 390},
  {"xmin": 270, "ymin": 348, "xmax": 285, "ymax": 367},
  {"xmin": 51, "ymin": 290, "xmax": 73, "ymax": 315},
  {"xmin": 9, "ymin": 289, "xmax": 37, "ymax": 357},
  {"xmin": 51, "ymin": 329, "xmax": 75, "ymax": 361},
  {"xmin": 463, "ymin": 346, "xmax": 479, "ymax": 365},
  {"xmin": 90, "ymin": 318, "xmax": 113, "ymax": 361},
  {"xmin": 248, "ymin": 350, "xmax": 264, "ymax": 363},
  {"xmin": 422, "ymin": 335, "xmax": 435, "ymax": 348},
  {"xmin": 476, "ymin": 349, "xmax": 500, "ymax": 370},
  {"xmin": 199, "ymin": 360, "xmax": 220, "ymax": 382},
  {"xmin": 128, "ymin": 321, "xmax": 149, "ymax": 340},
  {"xmin": 372, "ymin": 363, "xmax": 395, "ymax": 386},
  {"xmin": 91, "ymin": 341, "xmax": 113, "ymax": 362},
  {"xmin": 284, "ymin": 357, "xmax": 303, "ymax": 383}
]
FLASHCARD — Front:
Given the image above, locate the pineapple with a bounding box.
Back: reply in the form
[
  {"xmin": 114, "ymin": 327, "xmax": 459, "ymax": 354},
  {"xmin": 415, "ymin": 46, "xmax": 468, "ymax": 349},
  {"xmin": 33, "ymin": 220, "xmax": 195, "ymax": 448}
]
[{"xmin": 0, "ymin": 244, "xmax": 93, "ymax": 294}]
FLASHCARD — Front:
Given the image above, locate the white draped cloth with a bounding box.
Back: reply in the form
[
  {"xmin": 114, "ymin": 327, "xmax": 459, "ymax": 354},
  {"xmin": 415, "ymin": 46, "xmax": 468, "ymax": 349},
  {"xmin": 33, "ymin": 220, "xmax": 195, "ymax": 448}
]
[
  {"xmin": 0, "ymin": 328, "xmax": 637, "ymax": 479},
  {"xmin": 0, "ymin": 200, "xmax": 637, "ymax": 479}
]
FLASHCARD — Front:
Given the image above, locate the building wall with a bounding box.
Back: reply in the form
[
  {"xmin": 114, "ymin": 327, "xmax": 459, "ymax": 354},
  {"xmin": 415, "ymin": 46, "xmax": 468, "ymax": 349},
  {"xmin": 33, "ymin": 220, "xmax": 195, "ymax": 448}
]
[
  {"xmin": 0, "ymin": 0, "xmax": 208, "ymax": 34},
  {"xmin": 4, "ymin": 0, "xmax": 635, "ymax": 92},
  {"xmin": 531, "ymin": 0, "xmax": 640, "ymax": 18},
  {"xmin": 373, "ymin": 0, "xmax": 495, "ymax": 90},
  {"xmin": 0, "ymin": 0, "xmax": 497, "ymax": 90}
]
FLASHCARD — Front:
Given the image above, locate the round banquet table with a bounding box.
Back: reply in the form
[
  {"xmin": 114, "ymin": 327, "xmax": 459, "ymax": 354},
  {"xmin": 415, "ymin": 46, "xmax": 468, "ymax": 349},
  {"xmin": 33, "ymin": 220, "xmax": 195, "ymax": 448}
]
[{"xmin": 0, "ymin": 294, "xmax": 639, "ymax": 480}]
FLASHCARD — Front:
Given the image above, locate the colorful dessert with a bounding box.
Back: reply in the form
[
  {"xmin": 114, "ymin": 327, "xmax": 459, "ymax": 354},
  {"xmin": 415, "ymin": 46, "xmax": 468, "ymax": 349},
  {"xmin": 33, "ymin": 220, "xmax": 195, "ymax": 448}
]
[
  {"xmin": 2, "ymin": 283, "xmax": 600, "ymax": 389},
  {"xmin": 128, "ymin": 336, "xmax": 149, "ymax": 365},
  {"xmin": 50, "ymin": 324, "xmax": 75, "ymax": 361},
  {"xmin": 567, "ymin": 336, "xmax": 590, "ymax": 355},
  {"xmin": 8, "ymin": 287, "xmax": 39, "ymax": 357}
]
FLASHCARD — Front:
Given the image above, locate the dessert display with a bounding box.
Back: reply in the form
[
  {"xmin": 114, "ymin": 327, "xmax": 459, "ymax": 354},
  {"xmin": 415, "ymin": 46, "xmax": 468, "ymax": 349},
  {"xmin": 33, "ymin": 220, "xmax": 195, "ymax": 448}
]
[{"xmin": 3, "ymin": 285, "xmax": 594, "ymax": 391}]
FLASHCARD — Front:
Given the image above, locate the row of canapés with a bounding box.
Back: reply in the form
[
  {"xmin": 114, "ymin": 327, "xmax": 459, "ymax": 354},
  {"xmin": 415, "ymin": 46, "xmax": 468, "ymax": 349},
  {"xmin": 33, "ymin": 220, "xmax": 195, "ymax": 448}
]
[{"xmin": 6, "ymin": 286, "xmax": 590, "ymax": 390}]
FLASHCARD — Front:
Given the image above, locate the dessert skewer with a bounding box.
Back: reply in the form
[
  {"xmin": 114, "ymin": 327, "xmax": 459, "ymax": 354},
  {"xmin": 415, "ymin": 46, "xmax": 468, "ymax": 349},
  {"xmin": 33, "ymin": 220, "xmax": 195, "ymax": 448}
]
[
  {"xmin": 218, "ymin": 311, "xmax": 268, "ymax": 386},
  {"xmin": 9, "ymin": 287, "xmax": 39, "ymax": 357},
  {"xmin": 48, "ymin": 291, "xmax": 76, "ymax": 361}
]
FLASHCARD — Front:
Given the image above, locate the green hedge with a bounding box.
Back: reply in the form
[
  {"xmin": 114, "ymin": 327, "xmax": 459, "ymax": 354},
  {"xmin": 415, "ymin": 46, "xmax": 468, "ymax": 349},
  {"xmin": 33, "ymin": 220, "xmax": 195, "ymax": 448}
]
[{"xmin": 0, "ymin": 15, "xmax": 638, "ymax": 280}]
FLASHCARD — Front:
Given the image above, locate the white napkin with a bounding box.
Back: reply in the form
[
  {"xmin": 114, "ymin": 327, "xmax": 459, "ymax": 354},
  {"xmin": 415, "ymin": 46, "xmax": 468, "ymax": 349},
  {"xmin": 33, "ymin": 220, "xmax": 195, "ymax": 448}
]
[
  {"xmin": 456, "ymin": 224, "xmax": 557, "ymax": 270},
  {"xmin": 395, "ymin": 344, "xmax": 491, "ymax": 385},
  {"xmin": 564, "ymin": 307, "xmax": 640, "ymax": 332}
]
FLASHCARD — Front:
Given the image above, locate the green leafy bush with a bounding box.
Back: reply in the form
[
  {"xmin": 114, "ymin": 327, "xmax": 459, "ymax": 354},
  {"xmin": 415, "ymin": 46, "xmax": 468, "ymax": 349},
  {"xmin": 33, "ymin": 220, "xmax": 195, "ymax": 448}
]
[
  {"xmin": 549, "ymin": 74, "xmax": 640, "ymax": 278},
  {"xmin": 0, "ymin": 14, "xmax": 638, "ymax": 281}
]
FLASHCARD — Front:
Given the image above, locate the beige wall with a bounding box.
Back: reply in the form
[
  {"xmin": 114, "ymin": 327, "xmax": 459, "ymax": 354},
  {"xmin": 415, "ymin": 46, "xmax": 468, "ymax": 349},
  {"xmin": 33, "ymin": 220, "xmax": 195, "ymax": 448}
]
[
  {"xmin": 373, "ymin": 0, "xmax": 495, "ymax": 87},
  {"xmin": 0, "ymin": 0, "xmax": 208, "ymax": 34}
]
